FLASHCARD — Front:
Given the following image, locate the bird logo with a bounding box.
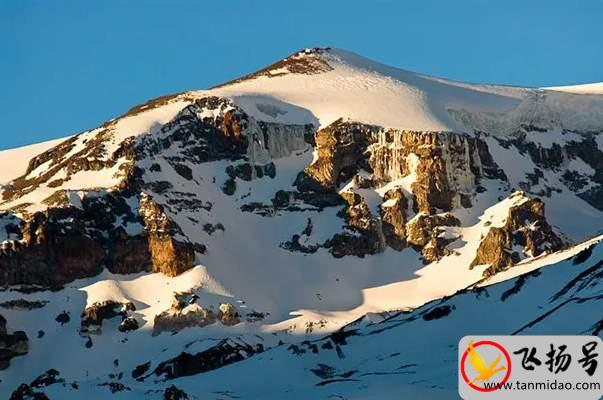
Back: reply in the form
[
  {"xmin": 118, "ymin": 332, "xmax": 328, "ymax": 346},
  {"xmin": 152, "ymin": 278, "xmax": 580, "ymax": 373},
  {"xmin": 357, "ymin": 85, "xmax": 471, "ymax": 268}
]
[
  {"xmin": 460, "ymin": 339, "xmax": 512, "ymax": 392},
  {"xmin": 467, "ymin": 341, "xmax": 506, "ymax": 383}
]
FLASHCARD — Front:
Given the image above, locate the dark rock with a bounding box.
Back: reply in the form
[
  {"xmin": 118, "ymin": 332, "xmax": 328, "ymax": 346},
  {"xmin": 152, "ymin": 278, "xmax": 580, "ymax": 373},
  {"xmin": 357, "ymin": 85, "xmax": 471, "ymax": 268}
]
[
  {"xmin": 55, "ymin": 311, "xmax": 70, "ymax": 325},
  {"xmin": 152, "ymin": 339, "xmax": 263, "ymax": 380},
  {"xmin": 0, "ymin": 315, "xmax": 28, "ymax": 370},
  {"xmin": 324, "ymin": 192, "xmax": 385, "ymax": 258},
  {"xmin": 119, "ymin": 317, "xmax": 139, "ymax": 333},
  {"xmin": 218, "ymin": 303, "xmax": 240, "ymax": 326},
  {"xmin": 0, "ymin": 299, "xmax": 48, "ymax": 310},
  {"xmin": 172, "ymin": 164, "xmax": 193, "ymax": 180},
  {"xmin": 164, "ymin": 385, "xmax": 189, "ymax": 400},
  {"xmin": 31, "ymin": 369, "xmax": 63, "ymax": 388},
  {"xmin": 132, "ymin": 361, "xmax": 151, "ymax": 379},
  {"xmin": 422, "ymin": 305, "xmax": 453, "ymax": 321},
  {"xmin": 222, "ymin": 177, "xmax": 236, "ymax": 195},
  {"xmin": 81, "ymin": 301, "xmax": 135, "ymax": 334},
  {"xmin": 9, "ymin": 384, "xmax": 50, "ymax": 400}
]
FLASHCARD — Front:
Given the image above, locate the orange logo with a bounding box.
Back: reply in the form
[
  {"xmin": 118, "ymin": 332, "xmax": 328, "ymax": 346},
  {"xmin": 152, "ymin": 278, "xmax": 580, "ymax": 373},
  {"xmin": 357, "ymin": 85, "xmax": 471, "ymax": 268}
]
[{"xmin": 460, "ymin": 340, "xmax": 512, "ymax": 392}]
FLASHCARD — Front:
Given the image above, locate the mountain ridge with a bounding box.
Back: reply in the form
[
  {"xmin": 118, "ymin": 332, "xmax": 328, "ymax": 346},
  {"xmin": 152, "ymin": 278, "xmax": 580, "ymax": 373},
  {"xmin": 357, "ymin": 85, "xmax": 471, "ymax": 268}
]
[{"xmin": 0, "ymin": 48, "xmax": 602, "ymax": 399}]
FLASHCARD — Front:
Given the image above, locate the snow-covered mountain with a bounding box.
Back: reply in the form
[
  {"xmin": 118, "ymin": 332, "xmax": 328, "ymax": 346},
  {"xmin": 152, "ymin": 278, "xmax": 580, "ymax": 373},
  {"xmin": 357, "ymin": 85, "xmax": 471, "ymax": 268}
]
[{"xmin": 1, "ymin": 48, "xmax": 602, "ymax": 399}]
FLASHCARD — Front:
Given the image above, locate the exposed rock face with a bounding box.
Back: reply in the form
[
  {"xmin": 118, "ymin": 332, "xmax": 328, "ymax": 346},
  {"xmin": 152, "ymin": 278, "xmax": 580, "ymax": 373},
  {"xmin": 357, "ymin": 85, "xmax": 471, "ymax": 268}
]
[
  {"xmin": 303, "ymin": 120, "xmax": 377, "ymax": 191},
  {"xmin": 0, "ymin": 192, "xmax": 197, "ymax": 286},
  {"xmin": 218, "ymin": 303, "xmax": 240, "ymax": 326},
  {"xmin": 471, "ymin": 194, "xmax": 565, "ymax": 276},
  {"xmin": 0, "ymin": 208, "xmax": 104, "ymax": 287},
  {"xmin": 498, "ymin": 133, "xmax": 603, "ymax": 210},
  {"xmin": 303, "ymin": 120, "xmax": 504, "ymax": 209},
  {"xmin": 325, "ymin": 192, "xmax": 385, "ymax": 258},
  {"xmin": 81, "ymin": 301, "xmax": 136, "ymax": 335},
  {"xmin": 0, "ymin": 314, "xmax": 28, "ymax": 370},
  {"xmin": 138, "ymin": 194, "xmax": 195, "ymax": 277},
  {"xmin": 0, "ymin": 299, "xmax": 48, "ymax": 310},
  {"xmin": 380, "ymin": 188, "xmax": 408, "ymax": 250},
  {"xmin": 291, "ymin": 120, "xmax": 506, "ymax": 258},
  {"xmin": 9, "ymin": 384, "xmax": 50, "ymax": 400},
  {"xmin": 563, "ymin": 137, "xmax": 603, "ymax": 209},
  {"xmin": 406, "ymin": 213, "xmax": 460, "ymax": 262},
  {"xmin": 1, "ymin": 129, "xmax": 136, "ymax": 204},
  {"xmin": 371, "ymin": 131, "xmax": 505, "ymax": 213}
]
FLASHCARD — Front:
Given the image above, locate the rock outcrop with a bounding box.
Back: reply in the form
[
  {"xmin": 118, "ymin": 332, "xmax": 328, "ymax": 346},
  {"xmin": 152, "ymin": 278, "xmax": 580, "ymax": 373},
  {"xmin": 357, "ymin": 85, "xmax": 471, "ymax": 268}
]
[
  {"xmin": 154, "ymin": 304, "xmax": 217, "ymax": 336},
  {"xmin": 293, "ymin": 120, "xmax": 506, "ymax": 258},
  {"xmin": 80, "ymin": 301, "xmax": 137, "ymax": 335},
  {"xmin": 0, "ymin": 314, "xmax": 28, "ymax": 370},
  {"xmin": 406, "ymin": 213, "xmax": 460, "ymax": 262},
  {"xmin": 153, "ymin": 292, "xmax": 242, "ymax": 335},
  {"xmin": 217, "ymin": 303, "xmax": 240, "ymax": 326},
  {"xmin": 0, "ymin": 191, "xmax": 197, "ymax": 287},
  {"xmin": 151, "ymin": 339, "xmax": 264, "ymax": 380},
  {"xmin": 164, "ymin": 385, "xmax": 190, "ymax": 400},
  {"xmin": 303, "ymin": 120, "xmax": 505, "ymax": 210},
  {"xmin": 379, "ymin": 188, "xmax": 408, "ymax": 251},
  {"xmin": 471, "ymin": 194, "xmax": 565, "ymax": 276},
  {"xmin": 325, "ymin": 191, "xmax": 385, "ymax": 258},
  {"xmin": 138, "ymin": 194, "xmax": 195, "ymax": 277}
]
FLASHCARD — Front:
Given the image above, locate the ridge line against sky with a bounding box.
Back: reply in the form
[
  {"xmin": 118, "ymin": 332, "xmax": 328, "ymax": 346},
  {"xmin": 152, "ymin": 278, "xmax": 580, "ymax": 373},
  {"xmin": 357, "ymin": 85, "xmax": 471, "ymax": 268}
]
[{"xmin": 1, "ymin": 0, "xmax": 602, "ymax": 150}]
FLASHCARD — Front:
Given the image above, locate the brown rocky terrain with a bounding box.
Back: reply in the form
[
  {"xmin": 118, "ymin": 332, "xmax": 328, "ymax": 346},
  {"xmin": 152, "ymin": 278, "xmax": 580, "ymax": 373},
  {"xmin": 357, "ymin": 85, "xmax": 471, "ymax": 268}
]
[
  {"xmin": 471, "ymin": 193, "xmax": 565, "ymax": 276},
  {"xmin": 295, "ymin": 119, "xmax": 507, "ymax": 259}
]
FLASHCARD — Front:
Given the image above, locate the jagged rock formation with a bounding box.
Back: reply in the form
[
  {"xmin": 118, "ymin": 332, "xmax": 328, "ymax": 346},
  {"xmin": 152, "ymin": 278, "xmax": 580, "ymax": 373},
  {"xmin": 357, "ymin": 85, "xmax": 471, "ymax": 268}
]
[
  {"xmin": 0, "ymin": 96, "xmax": 316, "ymax": 287},
  {"xmin": 407, "ymin": 213, "xmax": 461, "ymax": 262},
  {"xmin": 471, "ymin": 193, "xmax": 565, "ymax": 276},
  {"xmin": 297, "ymin": 120, "xmax": 504, "ymax": 258},
  {"xmin": 303, "ymin": 120, "xmax": 504, "ymax": 208},
  {"xmin": 0, "ymin": 192, "xmax": 197, "ymax": 287},
  {"xmin": 0, "ymin": 315, "xmax": 28, "ymax": 370},
  {"xmin": 138, "ymin": 194, "xmax": 195, "ymax": 277},
  {"xmin": 379, "ymin": 188, "xmax": 408, "ymax": 251},
  {"xmin": 325, "ymin": 192, "xmax": 385, "ymax": 258}
]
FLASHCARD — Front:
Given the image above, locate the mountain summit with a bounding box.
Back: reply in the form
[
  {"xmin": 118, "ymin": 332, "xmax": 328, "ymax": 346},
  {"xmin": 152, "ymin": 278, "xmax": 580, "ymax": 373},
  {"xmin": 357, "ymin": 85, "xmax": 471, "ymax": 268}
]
[{"xmin": 1, "ymin": 48, "xmax": 602, "ymax": 399}]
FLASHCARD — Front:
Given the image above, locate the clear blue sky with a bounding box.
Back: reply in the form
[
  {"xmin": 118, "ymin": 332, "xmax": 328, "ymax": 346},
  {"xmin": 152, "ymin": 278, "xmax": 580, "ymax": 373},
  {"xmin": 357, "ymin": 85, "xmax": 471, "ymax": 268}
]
[{"xmin": 2, "ymin": 0, "xmax": 602, "ymax": 150}]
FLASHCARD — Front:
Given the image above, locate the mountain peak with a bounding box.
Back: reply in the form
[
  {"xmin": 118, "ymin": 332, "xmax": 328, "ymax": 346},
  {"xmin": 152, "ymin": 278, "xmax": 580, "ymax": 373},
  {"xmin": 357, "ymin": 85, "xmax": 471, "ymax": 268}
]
[{"xmin": 2, "ymin": 45, "xmax": 603, "ymax": 399}]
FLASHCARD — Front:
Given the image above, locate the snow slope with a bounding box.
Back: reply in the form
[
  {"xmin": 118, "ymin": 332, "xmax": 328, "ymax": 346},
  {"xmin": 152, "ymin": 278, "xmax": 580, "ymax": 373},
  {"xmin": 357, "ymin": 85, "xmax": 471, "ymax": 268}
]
[
  {"xmin": 545, "ymin": 82, "xmax": 603, "ymax": 94},
  {"xmin": 208, "ymin": 48, "xmax": 603, "ymax": 135},
  {"xmin": 0, "ymin": 137, "xmax": 67, "ymax": 183},
  {"xmin": 5, "ymin": 234, "xmax": 601, "ymax": 399}
]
